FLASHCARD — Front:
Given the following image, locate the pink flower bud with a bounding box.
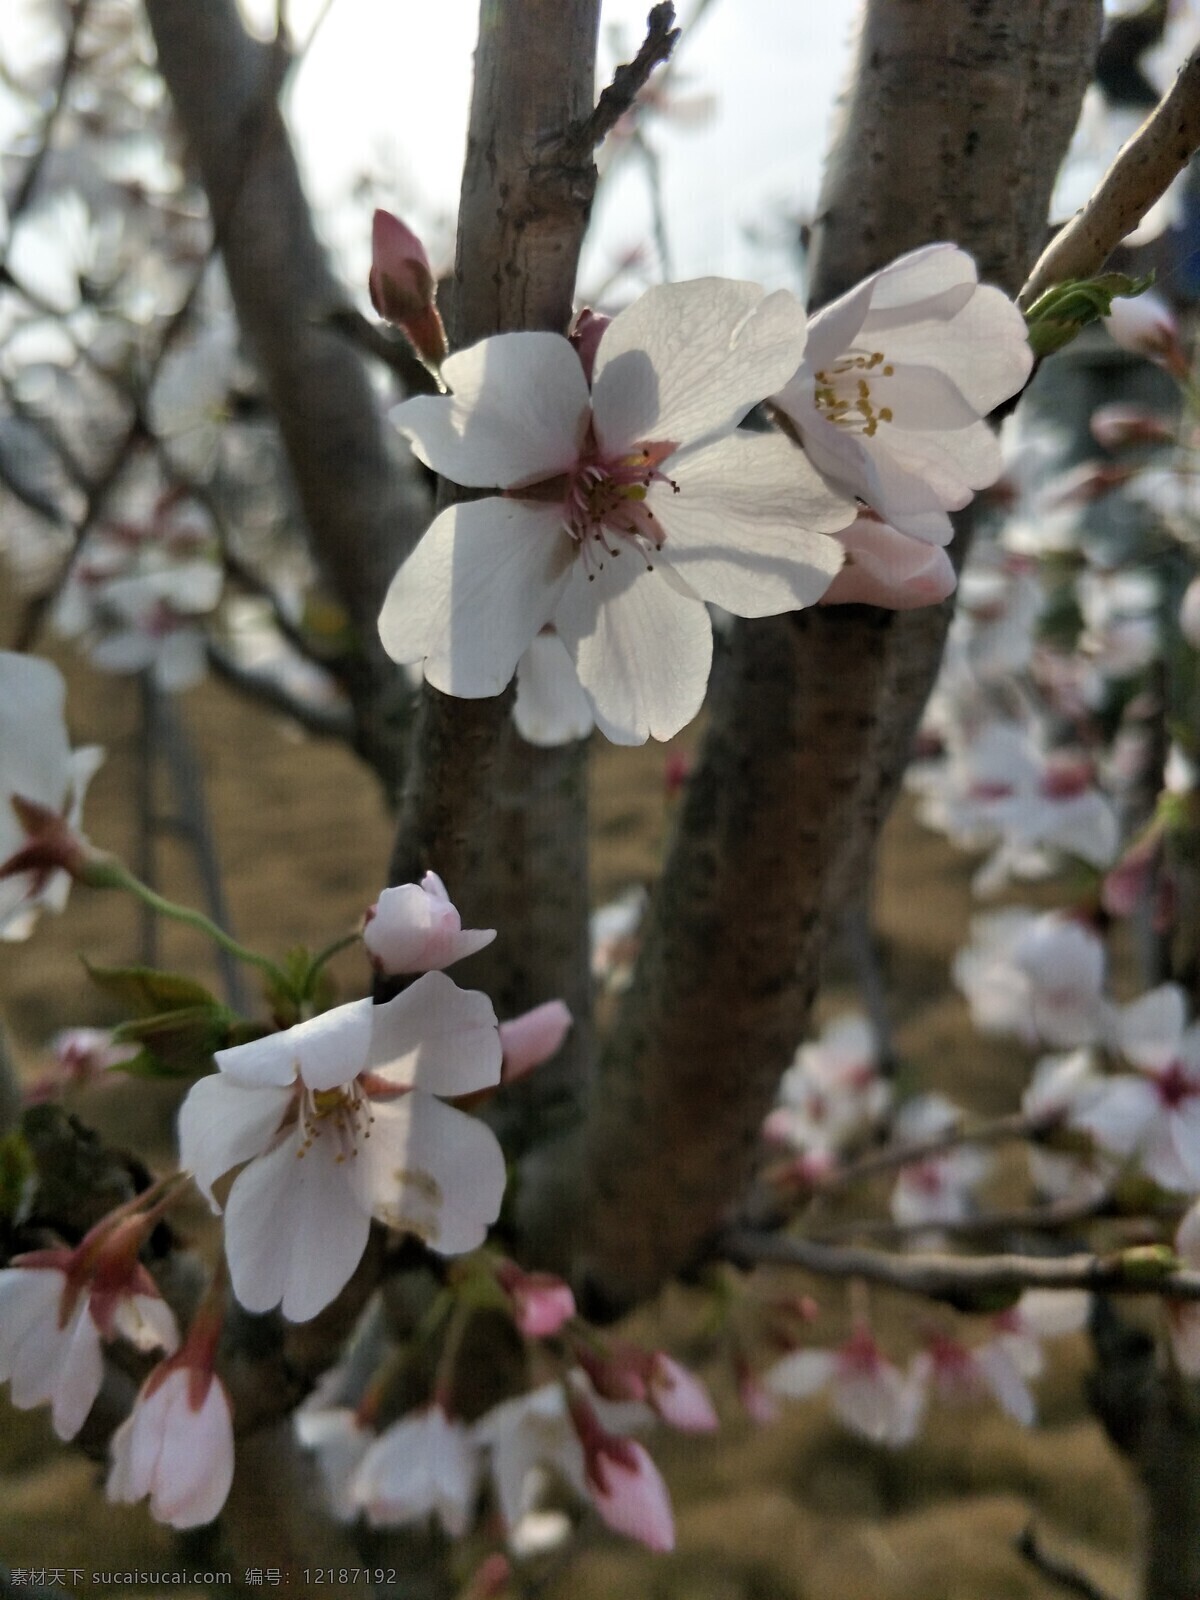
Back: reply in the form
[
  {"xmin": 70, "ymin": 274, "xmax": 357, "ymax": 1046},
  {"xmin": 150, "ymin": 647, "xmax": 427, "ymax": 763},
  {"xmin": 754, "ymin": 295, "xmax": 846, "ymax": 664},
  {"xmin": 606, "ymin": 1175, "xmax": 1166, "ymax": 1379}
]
[
  {"xmin": 498, "ymin": 999, "xmax": 572, "ymax": 1083},
  {"xmin": 663, "ymin": 750, "xmax": 692, "ymax": 798},
  {"xmin": 819, "ymin": 514, "xmax": 957, "ymax": 610},
  {"xmin": 568, "ymin": 1394, "xmax": 675, "ymax": 1551},
  {"xmin": 495, "ymin": 1260, "xmax": 576, "ymax": 1339},
  {"xmin": 368, "ymin": 209, "xmax": 447, "ymax": 368},
  {"xmin": 646, "ymin": 1354, "xmax": 718, "ymax": 1432},
  {"xmin": 463, "ymin": 1554, "xmax": 513, "ymax": 1599}
]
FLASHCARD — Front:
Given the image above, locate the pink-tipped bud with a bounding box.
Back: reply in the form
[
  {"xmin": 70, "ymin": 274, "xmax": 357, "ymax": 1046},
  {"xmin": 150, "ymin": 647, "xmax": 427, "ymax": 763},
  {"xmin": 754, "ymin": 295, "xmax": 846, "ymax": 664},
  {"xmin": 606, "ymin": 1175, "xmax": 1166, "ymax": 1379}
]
[
  {"xmin": 495, "ymin": 1260, "xmax": 576, "ymax": 1339},
  {"xmin": 568, "ymin": 1394, "xmax": 675, "ymax": 1552},
  {"xmin": 1089, "ymin": 402, "xmax": 1175, "ymax": 451},
  {"xmin": 568, "ymin": 308, "xmax": 611, "ymax": 385},
  {"xmin": 1104, "ymin": 291, "xmax": 1189, "ymax": 379},
  {"xmin": 646, "ymin": 1354, "xmax": 719, "ymax": 1432},
  {"xmin": 368, "ymin": 209, "xmax": 447, "ymax": 368}
]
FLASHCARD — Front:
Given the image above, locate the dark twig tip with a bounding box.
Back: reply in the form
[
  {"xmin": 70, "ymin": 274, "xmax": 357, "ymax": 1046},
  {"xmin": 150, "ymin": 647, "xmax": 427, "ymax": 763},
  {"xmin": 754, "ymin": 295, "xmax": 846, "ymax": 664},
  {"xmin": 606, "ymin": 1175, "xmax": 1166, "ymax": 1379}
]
[{"xmin": 560, "ymin": 2, "xmax": 681, "ymax": 164}]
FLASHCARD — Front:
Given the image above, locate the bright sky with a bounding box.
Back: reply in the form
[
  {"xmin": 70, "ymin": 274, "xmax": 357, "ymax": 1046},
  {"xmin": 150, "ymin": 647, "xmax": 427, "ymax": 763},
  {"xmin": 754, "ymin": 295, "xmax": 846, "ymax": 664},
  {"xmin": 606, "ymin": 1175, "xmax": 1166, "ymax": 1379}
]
[{"xmin": 236, "ymin": 0, "xmax": 861, "ymax": 301}]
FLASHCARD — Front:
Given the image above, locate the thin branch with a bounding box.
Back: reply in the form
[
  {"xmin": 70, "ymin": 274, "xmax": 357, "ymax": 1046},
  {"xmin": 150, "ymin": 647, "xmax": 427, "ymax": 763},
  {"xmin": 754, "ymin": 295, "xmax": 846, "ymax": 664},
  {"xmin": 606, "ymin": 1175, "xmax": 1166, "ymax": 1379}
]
[
  {"xmin": 559, "ymin": 3, "xmax": 680, "ymax": 161},
  {"xmin": 807, "ymin": 1109, "xmax": 1060, "ymax": 1195},
  {"xmin": 1015, "ymin": 1526, "xmax": 1128, "ymax": 1600},
  {"xmin": 1021, "ymin": 43, "xmax": 1200, "ymax": 307},
  {"xmin": 808, "ymin": 1194, "xmax": 1115, "ymax": 1245},
  {"xmin": 205, "ymin": 640, "xmax": 354, "ymax": 740},
  {"xmin": 10, "ymin": 262, "xmax": 211, "ymax": 651},
  {"xmin": 727, "ymin": 1229, "xmax": 1200, "ymax": 1301}
]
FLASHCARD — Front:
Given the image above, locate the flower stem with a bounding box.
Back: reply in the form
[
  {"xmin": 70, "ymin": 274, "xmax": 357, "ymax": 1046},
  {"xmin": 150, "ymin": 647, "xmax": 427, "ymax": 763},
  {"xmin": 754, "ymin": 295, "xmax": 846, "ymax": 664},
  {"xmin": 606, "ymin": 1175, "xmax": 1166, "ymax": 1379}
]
[{"xmin": 84, "ymin": 854, "xmax": 287, "ymax": 988}]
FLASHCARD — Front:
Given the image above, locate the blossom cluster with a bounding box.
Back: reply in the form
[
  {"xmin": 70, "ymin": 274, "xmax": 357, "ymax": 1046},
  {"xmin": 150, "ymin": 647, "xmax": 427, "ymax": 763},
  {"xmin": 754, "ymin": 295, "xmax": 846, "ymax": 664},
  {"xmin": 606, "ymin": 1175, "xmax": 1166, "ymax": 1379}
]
[{"xmin": 380, "ymin": 244, "xmax": 1032, "ymax": 746}]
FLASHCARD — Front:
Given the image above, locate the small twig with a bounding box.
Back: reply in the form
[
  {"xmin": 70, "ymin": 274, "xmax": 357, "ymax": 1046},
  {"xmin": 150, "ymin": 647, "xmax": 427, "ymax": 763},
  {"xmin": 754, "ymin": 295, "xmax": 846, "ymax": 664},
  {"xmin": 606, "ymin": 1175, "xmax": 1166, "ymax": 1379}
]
[
  {"xmin": 727, "ymin": 1229, "xmax": 1200, "ymax": 1301},
  {"xmin": 560, "ymin": 3, "xmax": 680, "ymax": 162},
  {"xmin": 1015, "ymin": 1525, "xmax": 1128, "ymax": 1600},
  {"xmin": 1020, "ymin": 43, "xmax": 1200, "ymax": 307},
  {"xmin": 809, "ymin": 1193, "xmax": 1111, "ymax": 1245},
  {"xmin": 205, "ymin": 641, "xmax": 353, "ymax": 741},
  {"xmin": 812, "ymin": 1108, "xmax": 1058, "ymax": 1195}
]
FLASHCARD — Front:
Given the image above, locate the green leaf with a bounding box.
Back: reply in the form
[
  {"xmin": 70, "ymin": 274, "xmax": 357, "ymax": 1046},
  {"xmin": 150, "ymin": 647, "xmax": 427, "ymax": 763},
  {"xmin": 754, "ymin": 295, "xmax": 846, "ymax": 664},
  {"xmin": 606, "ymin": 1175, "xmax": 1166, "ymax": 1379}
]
[
  {"xmin": 82, "ymin": 960, "xmax": 220, "ymax": 1017},
  {"xmin": 109, "ymin": 1004, "xmax": 247, "ymax": 1077},
  {"xmin": 1024, "ymin": 271, "xmax": 1156, "ymax": 357}
]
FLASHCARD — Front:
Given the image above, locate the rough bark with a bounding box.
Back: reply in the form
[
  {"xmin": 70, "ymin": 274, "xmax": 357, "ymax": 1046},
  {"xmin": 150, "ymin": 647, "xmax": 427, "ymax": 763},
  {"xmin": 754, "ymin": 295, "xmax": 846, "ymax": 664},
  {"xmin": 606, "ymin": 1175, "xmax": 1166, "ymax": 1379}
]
[
  {"xmin": 554, "ymin": 0, "xmax": 1104, "ymax": 1315},
  {"xmin": 385, "ymin": 0, "xmax": 608, "ymax": 1142},
  {"xmin": 143, "ymin": 0, "xmax": 429, "ymax": 795}
]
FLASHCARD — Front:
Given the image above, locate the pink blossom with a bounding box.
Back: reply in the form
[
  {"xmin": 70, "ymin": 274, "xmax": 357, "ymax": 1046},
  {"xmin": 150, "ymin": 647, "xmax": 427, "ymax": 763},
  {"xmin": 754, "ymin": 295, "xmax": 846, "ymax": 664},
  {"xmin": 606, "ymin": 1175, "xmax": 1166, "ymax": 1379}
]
[
  {"xmin": 498, "ymin": 1000, "xmax": 573, "ymax": 1083},
  {"xmin": 363, "ymin": 871, "xmax": 496, "ymax": 975},
  {"xmin": 350, "ymin": 1404, "xmax": 480, "ymax": 1536},
  {"xmin": 1089, "ymin": 402, "xmax": 1175, "ymax": 451},
  {"xmin": 644, "ymin": 1353, "xmax": 719, "ymax": 1432}
]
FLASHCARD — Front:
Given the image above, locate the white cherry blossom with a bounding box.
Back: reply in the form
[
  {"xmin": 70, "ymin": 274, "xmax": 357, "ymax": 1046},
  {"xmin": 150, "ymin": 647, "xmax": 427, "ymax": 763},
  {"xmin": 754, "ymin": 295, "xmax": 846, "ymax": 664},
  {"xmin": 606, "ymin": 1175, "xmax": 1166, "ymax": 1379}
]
[
  {"xmin": 1022, "ymin": 1051, "xmax": 1115, "ymax": 1204},
  {"xmin": 177, "ymin": 973, "xmax": 506, "ymax": 1321},
  {"xmin": 771, "ymin": 244, "xmax": 1032, "ymax": 543},
  {"xmin": 363, "ymin": 871, "xmax": 495, "ymax": 975},
  {"xmin": 0, "ymin": 651, "xmax": 102, "ymax": 940},
  {"xmin": 379, "ymin": 277, "xmax": 856, "ymax": 744},
  {"xmin": 765, "ymin": 1324, "xmax": 925, "ymax": 1446},
  {"xmin": 0, "ymin": 1242, "xmax": 178, "ymax": 1441},
  {"xmin": 107, "ymin": 1362, "xmax": 235, "ymax": 1529},
  {"xmin": 350, "ymin": 1405, "xmax": 481, "ymax": 1536},
  {"xmin": 765, "ymin": 1013, "xmax": 890, "ymax": 1156},
  {"xmin": 1071, "ymin": 984, "xmax": 1200, "ymax": 1191}
]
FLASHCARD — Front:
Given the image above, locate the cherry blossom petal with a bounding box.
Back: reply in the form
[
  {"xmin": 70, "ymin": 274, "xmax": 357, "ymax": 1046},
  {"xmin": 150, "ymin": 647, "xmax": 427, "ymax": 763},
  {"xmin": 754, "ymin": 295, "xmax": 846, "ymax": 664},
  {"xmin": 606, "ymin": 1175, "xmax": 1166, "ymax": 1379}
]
[
  {"xmin": 821, "ymin": 516, "xmax": 957, "ymax": 609},
  {"xmin": 48, "ymin": 1302, "xmax": 105, "ymax": 1440},
  {"xmin": 975, "ymin": 1344, "xmax": 1035, "ymax": 1426},
  {"xmin": 213, "ymin": 1001, "xmax": 372, "ymax": 1091},
  {"xmin": 362, "ymin": 1093, "xmax": 506, "ymax": 1255},
  {"xmin": 513, "ymin": 632, "xmax": 595, "ymax": 747},
  {"xmin": 223, "ymin": 1131, "xmax": 371, "ymax": 1321},
  {"xmin": 877, "ymin": 285, "xmax": 1033, "ymax": 412},
  {"xmin": 177, "ymin": 1074, "xmax": 292, "ymax": 1209},
  {"xmin": 379, "ymin": 498, "xmax": 575, "ymax": 698},
  {"xmin": 651, "ymin": 433, "xmax": 848, "ymax": 614},
  {"xmin": 1072, "ymin": 1076, "xmax": 1160, "ymax": 1155},
  {"xmin": 555, "ymin": 560, "xmax": 712, "ymax": 745},
  {"xmin": 393, "ymin": 333, "xmax": 590, "ymax": 488},
  {"xmin": 499, "ymin": 1000, "xmax": 573, "ymax": 1080},
  {"xmin": 796, "ymin": 411, "xmax": 960, "ymax": 544},
  {"xmin": 591, "ymin": 279, "xmax": 807, "ymax": 451},
  {"xmin": 764, "ymin": 1349, "xmax": 837, "ymax": 1398},
  {"xmin": 366, "ymin": 971, "xmax": 502, "ymax": 1096},
  {"xmin": 1116, "ymin": 984, "xmax": 1187, "ymax": 1071}
]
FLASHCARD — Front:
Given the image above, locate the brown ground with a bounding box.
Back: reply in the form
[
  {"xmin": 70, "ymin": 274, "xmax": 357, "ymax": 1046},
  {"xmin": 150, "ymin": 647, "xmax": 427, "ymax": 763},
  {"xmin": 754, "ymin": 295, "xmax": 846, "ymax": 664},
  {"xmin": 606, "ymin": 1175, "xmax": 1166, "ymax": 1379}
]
[{"xmin": 0, "ymin": 646, "xmax": 1141, "ymax": 1600}]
